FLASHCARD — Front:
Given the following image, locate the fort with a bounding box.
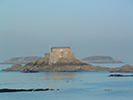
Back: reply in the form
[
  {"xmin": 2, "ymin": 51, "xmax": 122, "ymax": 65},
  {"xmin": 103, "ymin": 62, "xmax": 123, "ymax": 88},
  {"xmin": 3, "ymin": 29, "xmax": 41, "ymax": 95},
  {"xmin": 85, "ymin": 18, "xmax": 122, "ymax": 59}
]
[
  {"xmin": 45, "ymin": 47, "xmax": 75, "ymax": 65},
  {"xmin": 2, "ymin": 46, "xmax": 133, "ymax": 72}
]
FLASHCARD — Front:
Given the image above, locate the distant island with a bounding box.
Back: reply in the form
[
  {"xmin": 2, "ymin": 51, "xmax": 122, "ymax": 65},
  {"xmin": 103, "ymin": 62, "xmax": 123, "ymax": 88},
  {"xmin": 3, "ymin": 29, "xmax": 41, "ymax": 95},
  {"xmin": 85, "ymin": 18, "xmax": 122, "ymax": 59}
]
[
  {"xmin": 80, "ymin": 56, "xmax": 123, "ymax": 63},
  {"xmin": 2, "ymin": 56, "xmax": 42, "ymax": 64},
  {"xmin": 2, "ymin": 55, "xmax": 123, "ymax": 64}
]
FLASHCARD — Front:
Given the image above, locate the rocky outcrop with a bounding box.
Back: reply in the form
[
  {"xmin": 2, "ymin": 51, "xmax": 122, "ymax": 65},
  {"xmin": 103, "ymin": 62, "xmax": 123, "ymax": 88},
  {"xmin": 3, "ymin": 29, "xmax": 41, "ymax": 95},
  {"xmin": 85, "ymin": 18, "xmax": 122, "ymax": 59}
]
[
  {"xmin": 0, "ymin": 88, "xmax": 59, "ymax": 93},
  {"xmin": 81, "ymin": 56, "xmax": 123, "ymax": 63},
  {"xmin": 109, "ymin": 65, "xmax": 133, "ymax": 72},
  {"xmin": 53, "ymin": 58, "xmax": 83, "ymax": 65},
  {"xmin": 2, "ymin": 65, "xmax": 25, "ymax": 71},
  {"xmin": 109, "ymin": 74, "xmax": 133, "ymax": 77},
  {"xmin": 2, "ymin": 57, "xmax": 90, "ymax": 72},
  {"xmin": 3, "ymin": 56, "xmax": 42, "ymax": 64},
  {"xmin": 2, "ymin": 64, "xmax": 110, "ymax": 72},
  {"xmin": 25, "ymin": 58, "xmax": 49, "ymax": 66},
  {"xmin": 21, "ymin": 69, "xmax": 39, "ymax": 73},
  {"xmin": 2, "ymin": 63, "xmax": 133, "ymax": 73}
]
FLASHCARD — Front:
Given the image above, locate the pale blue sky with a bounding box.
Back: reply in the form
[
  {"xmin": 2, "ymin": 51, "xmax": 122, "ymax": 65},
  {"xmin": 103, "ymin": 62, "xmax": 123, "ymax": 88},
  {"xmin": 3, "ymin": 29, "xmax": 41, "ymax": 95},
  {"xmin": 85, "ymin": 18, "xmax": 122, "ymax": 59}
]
[{"xmin": 0, "ymin": 0, "xmax": 133, "ymax": 62}]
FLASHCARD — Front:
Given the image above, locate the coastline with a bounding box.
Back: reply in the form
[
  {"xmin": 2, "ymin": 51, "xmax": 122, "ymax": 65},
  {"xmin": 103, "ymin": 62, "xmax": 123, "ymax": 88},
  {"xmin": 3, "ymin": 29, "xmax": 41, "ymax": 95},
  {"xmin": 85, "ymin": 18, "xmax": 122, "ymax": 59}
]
[
  {"xmin": 0, "ymin": 63, "xmax": 26, "ymax": 64},
  {"xmin": 2, "ymin": 64, "xmax": 133, "ymax": 73}
]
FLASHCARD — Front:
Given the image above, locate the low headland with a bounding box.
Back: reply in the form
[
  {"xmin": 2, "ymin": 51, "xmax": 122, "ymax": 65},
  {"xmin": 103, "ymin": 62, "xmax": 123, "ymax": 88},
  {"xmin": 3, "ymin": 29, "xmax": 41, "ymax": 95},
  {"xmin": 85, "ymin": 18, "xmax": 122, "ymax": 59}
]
[
  {"xmin": 80, "ymin": 56, "xmax": 123, "ymax": 63},
  {"xmin": 2, "ymin": 56, "xmax": 42, "ymax": 64},
  {"xmin": 1, "ymin": 55, "xmax": 123, "ymax": 64}
]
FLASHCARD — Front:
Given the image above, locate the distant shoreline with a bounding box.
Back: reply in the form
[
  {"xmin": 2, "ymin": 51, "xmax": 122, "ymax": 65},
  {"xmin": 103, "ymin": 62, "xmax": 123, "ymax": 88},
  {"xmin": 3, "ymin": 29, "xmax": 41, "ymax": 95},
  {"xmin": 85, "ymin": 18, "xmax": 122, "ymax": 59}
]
[
  {"xmin": 1, "ymin": 56, "xmax": 42, "ymax": 64},
  {"xmin": 0, "ymin": 63, "xmax": 26, "ymax": 64},
  {"xmin": 1, "ymin": 56, "xmax": 124, "ymax": 64},
  {"xmin": 80, "ymin": 56, "xmax": 123, "ymax": 63},
  {"xmin": 0, "ymin": 62, "xmax": 124, "ymax": 64}
]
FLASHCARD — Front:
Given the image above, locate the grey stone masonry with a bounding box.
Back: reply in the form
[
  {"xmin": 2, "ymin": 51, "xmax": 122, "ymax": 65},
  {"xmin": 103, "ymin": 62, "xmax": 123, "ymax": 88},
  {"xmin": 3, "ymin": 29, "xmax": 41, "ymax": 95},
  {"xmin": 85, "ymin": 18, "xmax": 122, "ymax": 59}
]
[{"xmin": 45, "ymin": 47, "xmax": 75, "ymax": 65}]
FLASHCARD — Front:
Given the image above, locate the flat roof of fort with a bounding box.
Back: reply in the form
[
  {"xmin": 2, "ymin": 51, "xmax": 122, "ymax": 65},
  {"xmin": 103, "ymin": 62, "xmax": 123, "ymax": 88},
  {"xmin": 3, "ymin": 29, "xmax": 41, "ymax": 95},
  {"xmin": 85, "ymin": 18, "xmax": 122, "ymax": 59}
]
[{"xmin": 51, "ymin": 47, "xmax": 70, "ymax": 49}]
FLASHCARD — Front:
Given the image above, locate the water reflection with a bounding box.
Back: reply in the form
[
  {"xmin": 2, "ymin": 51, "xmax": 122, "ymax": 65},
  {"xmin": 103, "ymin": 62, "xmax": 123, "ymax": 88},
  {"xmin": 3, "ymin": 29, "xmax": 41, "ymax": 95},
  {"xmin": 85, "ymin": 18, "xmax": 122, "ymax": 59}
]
[
  {"xmin": 23, "ymin": 72, "xmax": 76, "ymax": 89},
  {"xmin": 44, "ymin": 72, "xmax": 75, "ymax": 81}
]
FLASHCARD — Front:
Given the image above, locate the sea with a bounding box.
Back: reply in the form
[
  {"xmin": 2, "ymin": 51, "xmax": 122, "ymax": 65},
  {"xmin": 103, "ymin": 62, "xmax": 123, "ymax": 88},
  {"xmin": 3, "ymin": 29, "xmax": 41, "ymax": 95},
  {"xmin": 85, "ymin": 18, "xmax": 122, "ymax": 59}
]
[{"xmin": 0, "ymin": 63, "xmax": 133, "ymax": 100}]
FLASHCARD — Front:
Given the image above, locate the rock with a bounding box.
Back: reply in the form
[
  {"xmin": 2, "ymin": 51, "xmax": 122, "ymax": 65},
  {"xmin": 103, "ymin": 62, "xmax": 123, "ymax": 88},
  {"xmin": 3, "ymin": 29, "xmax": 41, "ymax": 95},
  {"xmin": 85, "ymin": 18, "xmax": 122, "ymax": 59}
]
[
  {"xmin": 110, "ymin": 65, "xmax": 133, "ymax": 72},
  {"xmin": 2, "ymin": 64, "xmax": 111, "ymax": 72},
  {"xmin": 21, "ymin": 69, "xmax": 39, "ymax": 73},
  {"xmin": 0, "ymin": 88, "xmax": 59, "ymax": 93},
  {"xmin": 2, "ymin": 65, "xmax": 24, "ymax": 71},
  {"xmin": 2, "ymin": 63, "xmax": 133, "ymax": 73},
  {"xmin": 109, "ymin": 74, "xmax": 133, "ymax": 77},
  {"xmin": 25, "ymin": 58, "xmax": 49, "ymax": 66},
  {"xmin": 104, "ymin": 89, "xmax": 112, "ymax": 91},
  {"xmin": 52, "ymin": 58, "xmax": 83, "ymax": 66}
]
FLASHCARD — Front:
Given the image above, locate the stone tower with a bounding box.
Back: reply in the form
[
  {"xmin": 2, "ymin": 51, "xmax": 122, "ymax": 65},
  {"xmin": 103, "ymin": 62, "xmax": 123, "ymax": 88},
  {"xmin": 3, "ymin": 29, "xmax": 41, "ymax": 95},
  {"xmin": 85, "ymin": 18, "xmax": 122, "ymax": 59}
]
[{"xmin": 45, "ymin": 47, "xmax": 75, "ymax": 65}]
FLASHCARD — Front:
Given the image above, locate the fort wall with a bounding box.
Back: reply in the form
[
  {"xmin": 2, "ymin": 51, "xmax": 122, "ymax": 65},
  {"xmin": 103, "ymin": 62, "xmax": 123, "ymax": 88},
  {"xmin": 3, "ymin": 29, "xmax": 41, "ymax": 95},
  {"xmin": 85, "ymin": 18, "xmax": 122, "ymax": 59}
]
[
  {"xmin": 45, "ymin": 53, "xmax": 50, "ymax": 59},
  {"xmin": 45, "ymin": 47, "xmax": 75, "ymax": 65}
]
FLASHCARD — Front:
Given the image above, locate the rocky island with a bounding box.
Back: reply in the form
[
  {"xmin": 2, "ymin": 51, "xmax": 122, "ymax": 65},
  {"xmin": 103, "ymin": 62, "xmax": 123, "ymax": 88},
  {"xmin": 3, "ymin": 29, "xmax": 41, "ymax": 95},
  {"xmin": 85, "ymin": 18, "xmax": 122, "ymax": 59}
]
[
  {"xmin": 2, "ymin": 47, "xmax": 133, "ymax": 73},
  {"xmin": 3, "ymin": 56, "xmax": 42, "ymax": 64},
  {"xmin": 80, "ymin": 56, "xmax": 123, "ymax": 63}
]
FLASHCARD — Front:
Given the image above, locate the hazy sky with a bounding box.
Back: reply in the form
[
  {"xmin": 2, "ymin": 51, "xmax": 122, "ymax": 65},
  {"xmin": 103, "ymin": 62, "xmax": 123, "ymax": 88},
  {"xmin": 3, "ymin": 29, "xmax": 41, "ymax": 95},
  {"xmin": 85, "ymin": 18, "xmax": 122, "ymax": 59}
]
[{"xmin": 0, "ymin": 0, "xmax": 133, "ymax": 62}]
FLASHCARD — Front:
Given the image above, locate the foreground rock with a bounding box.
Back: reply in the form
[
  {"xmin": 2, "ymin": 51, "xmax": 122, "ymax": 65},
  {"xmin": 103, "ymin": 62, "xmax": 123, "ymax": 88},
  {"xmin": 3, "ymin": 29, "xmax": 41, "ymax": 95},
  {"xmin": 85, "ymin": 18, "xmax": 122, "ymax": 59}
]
[
  {"xmin": 109, "ymin": 74, "xmax": 133, "ymax": 77},
  {"xmin": 21, "ymin": 69, "xmax": 39, "ymax": 73},
  {"xmin": 0, "ymin": 88, "xmax": 59, "ymax": 93},
  {"xmin": 2, "ymin": 63, "xmax": 110, "ymax": 72},
  {"xmin": 2, "ymin": 63, "xmax": 133, "ymax": 73},
  {"xmin": 109, "ymin": 65, "xmax": 133, "ymax": 72}
]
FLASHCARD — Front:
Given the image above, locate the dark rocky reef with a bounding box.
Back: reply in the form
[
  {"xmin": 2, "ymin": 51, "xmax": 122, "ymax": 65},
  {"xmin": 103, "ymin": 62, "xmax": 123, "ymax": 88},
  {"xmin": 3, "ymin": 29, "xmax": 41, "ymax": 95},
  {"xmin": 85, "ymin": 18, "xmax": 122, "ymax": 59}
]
[
  {"xmin": 21, "ymin": 69, "xmax": 39, "ymax": 73},
  {"xmin": 109, "ymin": 74, "xmax": 133, "ymax": 77},
  {"xmin": 81, "ymin": 56, "xmax": 123, "ymax": 63},
  {"xmin": 0, "ymin": 88, "xmax": 59, "ymax": 93}
]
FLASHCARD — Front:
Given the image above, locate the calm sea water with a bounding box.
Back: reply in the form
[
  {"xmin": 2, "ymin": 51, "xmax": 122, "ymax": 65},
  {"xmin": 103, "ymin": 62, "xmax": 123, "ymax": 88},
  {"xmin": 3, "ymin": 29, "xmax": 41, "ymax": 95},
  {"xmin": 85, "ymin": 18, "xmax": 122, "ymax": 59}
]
[{"xmin": 0, "ymin": 63, "xmax": 133, "ymax": 100}]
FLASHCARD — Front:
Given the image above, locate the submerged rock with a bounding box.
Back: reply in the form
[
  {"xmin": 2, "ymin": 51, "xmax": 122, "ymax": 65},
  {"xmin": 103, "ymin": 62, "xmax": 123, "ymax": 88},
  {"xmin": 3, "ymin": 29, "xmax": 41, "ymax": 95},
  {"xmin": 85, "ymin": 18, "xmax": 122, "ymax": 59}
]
[
  {"xmin": 109, "ymin": 74, "xmax": 133, "ymax": 77},
  {"xmin": 21, "ymin": 69, "xmax": 39, "ymax": 73},
  {"xmin": 104, "ymin": 89, "xmax": 112, "ymax": 91},
  {"xmin": 0, "ymin": 88, "xmax": 59, "ymax": 93}
]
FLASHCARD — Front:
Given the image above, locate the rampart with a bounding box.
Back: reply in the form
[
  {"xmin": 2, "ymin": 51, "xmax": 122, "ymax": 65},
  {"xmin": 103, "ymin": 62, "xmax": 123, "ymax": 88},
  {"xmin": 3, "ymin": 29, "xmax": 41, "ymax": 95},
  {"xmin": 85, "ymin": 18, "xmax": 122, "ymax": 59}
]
[{"xmin": 45, "ymin": 47, "xmax": 75, "ymax": 65}]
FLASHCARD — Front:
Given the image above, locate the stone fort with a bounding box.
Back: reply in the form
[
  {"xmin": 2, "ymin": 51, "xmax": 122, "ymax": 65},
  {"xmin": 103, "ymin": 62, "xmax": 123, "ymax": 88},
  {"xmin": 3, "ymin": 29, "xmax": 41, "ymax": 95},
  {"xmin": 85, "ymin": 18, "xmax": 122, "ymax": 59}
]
[{"xmin": 45, "ymin": 47, "xmax": 75, "ymax": 65}]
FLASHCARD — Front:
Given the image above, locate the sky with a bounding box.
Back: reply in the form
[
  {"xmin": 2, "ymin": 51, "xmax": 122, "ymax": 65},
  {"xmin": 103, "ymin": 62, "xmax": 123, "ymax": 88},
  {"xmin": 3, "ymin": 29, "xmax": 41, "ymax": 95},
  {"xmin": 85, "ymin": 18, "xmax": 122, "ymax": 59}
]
[{"xmin": 0, "ymin": 0, "xmax": 133, "ymax": 62}]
